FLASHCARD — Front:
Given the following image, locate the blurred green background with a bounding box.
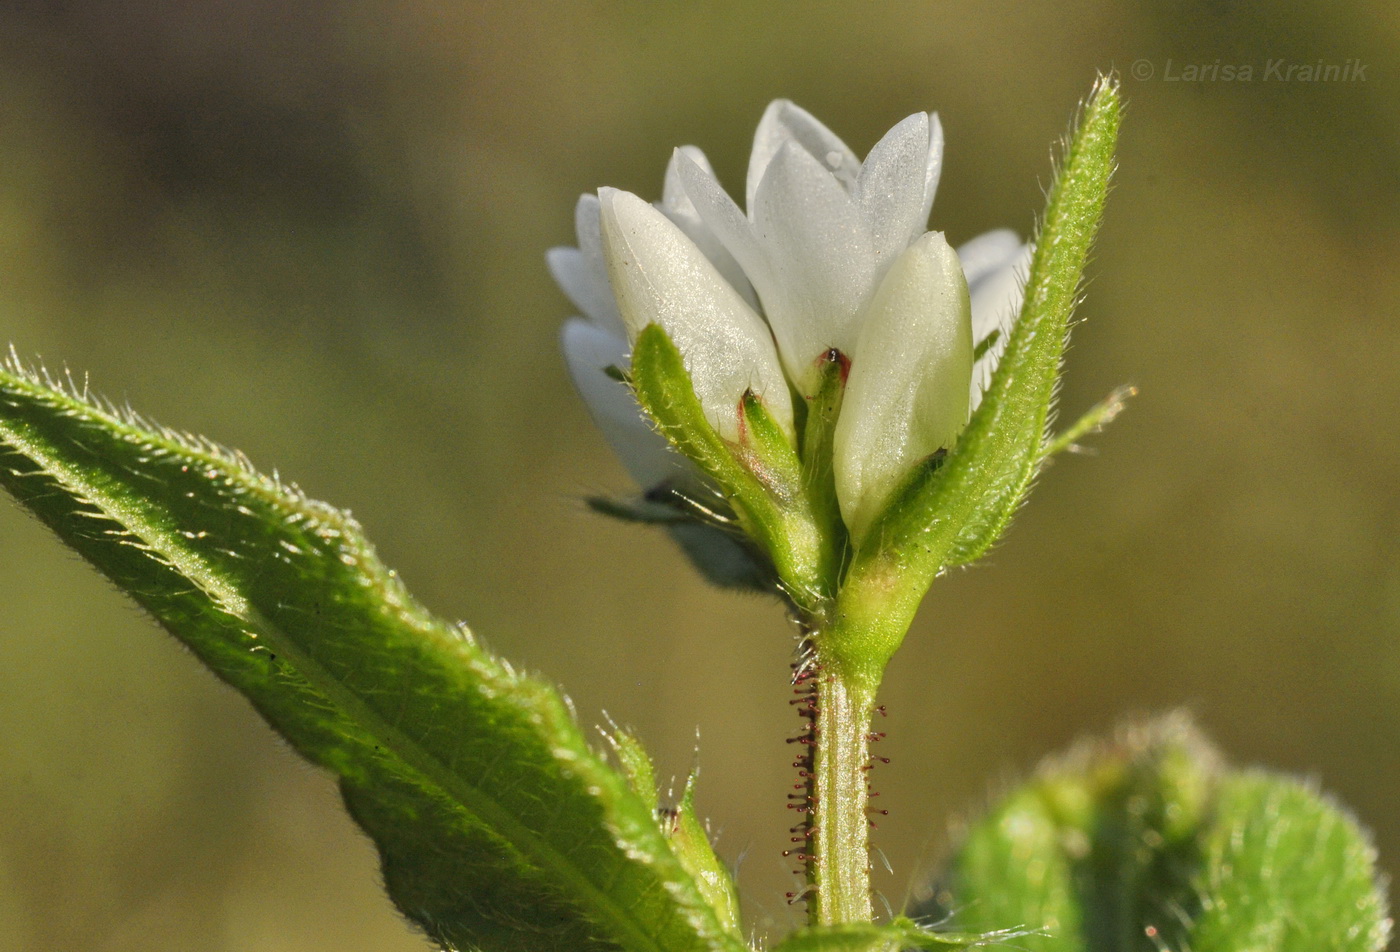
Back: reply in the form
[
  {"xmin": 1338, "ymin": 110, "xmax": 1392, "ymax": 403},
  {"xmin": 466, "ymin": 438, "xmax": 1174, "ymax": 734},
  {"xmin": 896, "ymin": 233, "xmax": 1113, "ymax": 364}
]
[{"xmin": 1, "ymin": 1, "xmax": 1396, "ymax": 949}]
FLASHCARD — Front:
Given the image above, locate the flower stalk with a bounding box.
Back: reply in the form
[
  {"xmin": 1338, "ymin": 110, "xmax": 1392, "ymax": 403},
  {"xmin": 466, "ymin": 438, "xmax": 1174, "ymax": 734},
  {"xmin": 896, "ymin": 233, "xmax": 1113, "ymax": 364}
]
[{"xmin": 804, "ymin": 643, "xmax": 882, "ymax": 924}]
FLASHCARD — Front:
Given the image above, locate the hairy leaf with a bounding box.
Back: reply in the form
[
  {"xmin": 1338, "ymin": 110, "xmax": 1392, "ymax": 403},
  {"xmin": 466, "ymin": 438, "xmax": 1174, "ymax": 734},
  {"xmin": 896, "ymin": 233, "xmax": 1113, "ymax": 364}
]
[
  {"xmin": 1190, "ymin": 772, "xmax": 1391, "ymax": 952},
  {"xmin": 670, "ymin": 774, "xmax": 743, "ymax": 936},
  {"xmin": 0, "ymin": 356, "xmax": 744, "ymax": 952},
  {"xmin": 930, "ymin": 717, "xmax": 1212, "ymax": 952},
  {"xmin": 927, "ymin": 717, "xmax": 1391, "ymax": 952}
]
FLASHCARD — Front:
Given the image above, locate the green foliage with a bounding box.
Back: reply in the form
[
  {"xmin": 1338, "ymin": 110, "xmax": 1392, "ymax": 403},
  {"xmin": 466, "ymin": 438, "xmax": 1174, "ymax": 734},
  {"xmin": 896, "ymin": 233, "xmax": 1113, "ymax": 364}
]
[
  {"xmin": 771, "ymin": 917, "xmax": 1031, "ymax": 952},
  {"xmin": 670, "ymin": 775, "xmax": 743, "ymax": 937},
  {"xmin": 931, "ymin": 717, "xmax": 1392, "ymax": 952},
  {"xmin": 0, "ymin": 357, "xmax": 744, "ymax": 952},
  {"xmin": 606, "ymin": 726, "xmax": 743, "ymax": 936},
  {"xmin": 1191, "ymin": 772, "xmax": 1392, "ymax": 952}
]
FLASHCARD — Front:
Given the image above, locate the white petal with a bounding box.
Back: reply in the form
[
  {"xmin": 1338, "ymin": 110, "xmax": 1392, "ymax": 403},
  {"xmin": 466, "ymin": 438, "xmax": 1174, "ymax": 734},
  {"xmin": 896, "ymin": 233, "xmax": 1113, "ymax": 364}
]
[
  {"xmin": 663, "ymin": 145, "xmax": 714, "ymax": 217},
  {"xmin": 598, "ymin": 188, "xmax": 793, "ymax": 444},
  {"xmin": 547, "ymin": 246, "xmax": 617, "ymax": 333},
  {"xmin": 661, "ymin": 147, "xmax": 758, "ymax": 309},
  {"xmin": 854, "ymin": 113, "xmax": 935, "ymax": 268},
  {"xmin": 958, "ymin": 228, "xmax": 1023, "ymax": 293},
  {"xmin": 834, "ymin": 232, "xmax": 973, "ymax": 542},
  {"xmin": 672, "ymin": 148, "xmax": 770, "ymax": 302},
  {"xmin": 548, "ymin": 194, "xmax": 625, "ymax": 337},
  {"xmin": 561, "ymin": 318, "xmax": 689, "ymax": 491},
  {"xmin": 969, "ymin": 241, "xmax": 1033, "ymax": 410},
  {"xmin": 752, "ymin": 141, "xmax": 876, "ymax": 389},
  {"xmin": 747, "ymin": 100, "xmax": 859, "ymax": 210},
  {"xmin": 923, "ymin": 113, "xmax": 945, "ymax": 214}
]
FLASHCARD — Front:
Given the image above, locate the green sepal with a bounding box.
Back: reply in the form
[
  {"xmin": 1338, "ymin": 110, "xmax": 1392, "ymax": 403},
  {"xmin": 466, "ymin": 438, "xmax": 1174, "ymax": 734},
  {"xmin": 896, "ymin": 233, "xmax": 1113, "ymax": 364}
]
[
  {"xmin": 828, "ymin": 77, "xmax": 1121, "ymax": 675},
  {"xmin": 772, "ymin": 917, "xmax": 1033, "ymax": 952},
  {"xmin": 928, "ymin": 75, "xmax": 1121, "ymax": 569},
  {"xmin": 739, "ymin": 389, "xmax": 804, "ymax": 504},
  {"xmin": 587, "ymin": 487, "xmax": 776, "ymax": 592},
  {"xmin": 630, "ymin": 323, "xmax": 828, "ymax": 611},
  {"xmin": 0, "ymin": 356, "xmax": 746, "ymax": 952},
  {"xmin": 798, "ymin": 350, "xmax": 849, "ymax": 585},
  {"xmin": 928, "ymin": 715, "xmax": 1391, "ymax": 952},
  {"xmin": 972, "ymin": 329, "xmax": 1002, "ymax": 363}
]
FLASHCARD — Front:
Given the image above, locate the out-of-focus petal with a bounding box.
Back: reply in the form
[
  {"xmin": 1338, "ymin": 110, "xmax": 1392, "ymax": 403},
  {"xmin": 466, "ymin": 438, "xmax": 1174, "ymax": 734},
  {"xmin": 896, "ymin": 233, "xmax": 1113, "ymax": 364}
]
[
  {"xmin": 747, "ymin": 100, "xmax": 859, "ymax": 210},
  {"xmin": 855, "ymin": 113, "xmax": 936, "ymax": 269},
  {"xmin": 550, "ymin": 194, "xmax": 625, "ymax": 337},
  {"xmin": 561, "ymin": 318, "xmax": 688, "ymax": 490},
  {"xmin": 958, "ymin": 228, "xmax": 1023, "ymax": 294},
  {"xmin": 752, "ymin": 142, "xmax": 876, "ymax": 388},
  {"xmin": 834, "ymin": 232, "xmax": 972, "ymax": 541},
  {"xmin": 598, "ymin": 188, "xmax": 793, "ymax": 443},
  {"xmin": 968, "ymin": 240, "xmax": 1033, "ymax": 410},
  {"xmin": 547, "ymin": 246, "xmax": 616, "ymax": 332},
  {"xmin": 922, "ymin": 114, "xmax": 945, "ymax": 214},
  {"xmin": 663, "ymin": 145, "xmax": 714, "ymax": 216}
]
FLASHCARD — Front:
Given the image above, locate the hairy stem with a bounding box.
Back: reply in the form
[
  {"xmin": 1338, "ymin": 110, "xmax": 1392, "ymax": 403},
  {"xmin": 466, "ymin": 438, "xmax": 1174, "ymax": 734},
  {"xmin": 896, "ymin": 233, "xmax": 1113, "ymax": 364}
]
[{"xmin": 805, "ymin": 647, "xmax": 880, "ymax": 925}]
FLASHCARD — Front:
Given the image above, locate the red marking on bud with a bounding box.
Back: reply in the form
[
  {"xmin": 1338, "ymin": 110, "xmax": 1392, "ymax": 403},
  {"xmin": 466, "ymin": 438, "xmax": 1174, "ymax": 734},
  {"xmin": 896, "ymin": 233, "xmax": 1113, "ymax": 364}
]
[{"xmin": 813, "ymin": 347, "xmax": 852, "ymax": 386}]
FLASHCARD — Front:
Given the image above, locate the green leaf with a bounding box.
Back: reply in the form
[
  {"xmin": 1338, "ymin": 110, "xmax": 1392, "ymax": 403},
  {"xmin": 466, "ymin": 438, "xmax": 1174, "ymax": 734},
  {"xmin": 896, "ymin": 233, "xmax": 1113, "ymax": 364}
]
[
  {"xmin": 1190, "ymin": 772, "xmax": 1391, "ymax": 952},
  {"xmin": 670, "ymin": 774, "xmax": 743, "ymax": 937},
  {"xmin": 606, "ymin": 724, "xmax": 662, "ymax": 815},
  {"xmin": 932, "ymin": 717, "xmax": 1214, "ymax": 952},
  {"xmin": 772, "ymin": 917, "xmax": 1031, "ymax": 952},
  {"xmin": 928, "ymin": 716, "xmax": 1392, "ymax": 952},
  {"xmin": 604, "ymin": 727, "xmax": 742, "ymax": 938},
  {"xmin": 0, "ymin": 356, "xmax": 746, "ymax": 952},
  {"xmin": 829, "ymin": 77, "xmax": 1122, "ymax": 673}
]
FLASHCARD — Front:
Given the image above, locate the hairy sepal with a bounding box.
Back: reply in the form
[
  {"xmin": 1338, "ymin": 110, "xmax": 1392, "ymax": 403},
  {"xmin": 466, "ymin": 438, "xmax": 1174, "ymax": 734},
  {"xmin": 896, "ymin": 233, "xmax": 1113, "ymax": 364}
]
[{"xmin": 630, "ymin": 323, "xmax": 829, "ymax": 611}]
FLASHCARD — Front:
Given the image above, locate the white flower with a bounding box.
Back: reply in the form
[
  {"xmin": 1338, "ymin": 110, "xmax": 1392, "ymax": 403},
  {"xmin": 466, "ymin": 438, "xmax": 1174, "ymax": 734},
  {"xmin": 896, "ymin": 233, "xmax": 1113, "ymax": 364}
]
[
  {"xmin": 554, "ymin": 101, "xmax": 1031, "ymax": 542},
  {"xmin": 672, "ymin": 101, "xmax": 945, "ymax": 397}
]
